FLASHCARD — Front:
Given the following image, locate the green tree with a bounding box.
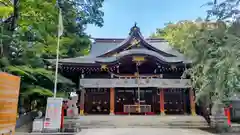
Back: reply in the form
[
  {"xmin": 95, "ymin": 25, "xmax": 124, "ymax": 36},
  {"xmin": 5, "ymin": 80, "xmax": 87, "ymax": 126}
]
[
  {"xmin": 185, "ymin": 24, "xmax": 240, "ymax": 104},
  {"xmin": 0, "ymin": 0, "xmax": 13, "ymax": 19},
  {"xmin": 151, "ymin": 20, "xmax": 201, "ymax": 53},
  {"xmin": 151, "ymin": 1, "xmax": 240, "ymax": 107},
  {"xmin": 204, "ymin": 0, "xmax": 240, "ymax": 21},
  {"xmin": 0, "ymin": 0, "xmax": 105, "ymax": 112}
]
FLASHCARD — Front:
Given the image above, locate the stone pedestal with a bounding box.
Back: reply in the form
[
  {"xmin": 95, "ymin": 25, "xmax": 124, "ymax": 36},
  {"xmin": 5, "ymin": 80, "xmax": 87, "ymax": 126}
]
[
  {"xmin": 65, "ymin": 95, "xmax": 80, "ymax": 132},
  {"xmin": 67, "ymin": 96, "xmax": 79, "ymax": 117},
  {"xmin": 32, "ymin": 119, "xmax": 44, "ymax": 132},
  {"xmin": 210, "ymin": 101, "xmax": 230, "ymax": 133},
  {"xmin": 64, "ymin": 122, "xmax": 81, "ymax": 133}
]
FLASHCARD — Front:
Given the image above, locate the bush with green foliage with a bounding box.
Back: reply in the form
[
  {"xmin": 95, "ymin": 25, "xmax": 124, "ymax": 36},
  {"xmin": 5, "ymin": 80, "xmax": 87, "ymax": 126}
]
[{"xmin": 0, "ymin": 0, "xmax": 104, "ymax": 112}]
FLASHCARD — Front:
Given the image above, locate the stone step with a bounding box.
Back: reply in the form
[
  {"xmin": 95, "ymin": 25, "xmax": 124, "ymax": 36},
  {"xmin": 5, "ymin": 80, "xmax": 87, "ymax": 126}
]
[
  {"xmin": 229, "ymin": 123, "xmax": 240, "ymax": 133},
  {"xmin": 64, "ymin": 122, "xmax": 208, "ymax": 126},
  {"xmin": 18, "ymin": 133, "xmax": 76, "ymax": 135},
  {"xmin": 76, "ymin": 124, "xmax": 210, "ymax": 128},
  {"xmin": 63, "ymin": 115, "xmax": 210, "ymax": 130}
]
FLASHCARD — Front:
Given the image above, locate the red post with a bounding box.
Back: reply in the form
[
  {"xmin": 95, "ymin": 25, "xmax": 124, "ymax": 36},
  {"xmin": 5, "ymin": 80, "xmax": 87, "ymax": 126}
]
[
  {"xmin": 60, "ymin": 106, "xmax": 64, "ymax": 129},
  {"xmin": 227, "ymin": 107, "xmax": 231, "ymax": 126},
  {"xmin": 224, "ymin": 106, "xmax": 231, "ymax": 126},
  {"xmin": 160, "ymin": 89, "xmax": 165, "ymax": 115},
  {"xmin": 110, "ymin": 88, "xmax": 115, "ymax": 115}
]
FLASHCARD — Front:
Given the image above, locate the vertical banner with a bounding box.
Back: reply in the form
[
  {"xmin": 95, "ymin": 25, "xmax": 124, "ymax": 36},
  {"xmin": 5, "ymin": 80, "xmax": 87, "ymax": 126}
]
[
  {"xmin": 44, "ymin": 97, "xmax": 63, "ymax": 132},
  {"xmin": 0, "ymin": 72, "xmax": 21, "ymax": 135}
]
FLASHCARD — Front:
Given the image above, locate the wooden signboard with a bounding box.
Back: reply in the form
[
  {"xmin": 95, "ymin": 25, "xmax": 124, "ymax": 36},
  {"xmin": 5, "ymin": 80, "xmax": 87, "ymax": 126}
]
[{"xmin": 0, "ymin": 72, "xmax": 21, "ymax": 135}]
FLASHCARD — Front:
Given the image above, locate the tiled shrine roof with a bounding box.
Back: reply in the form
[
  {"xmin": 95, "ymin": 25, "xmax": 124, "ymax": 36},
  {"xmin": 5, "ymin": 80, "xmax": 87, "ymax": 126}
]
[{"xmin": 47, "ymin": 24, "xmax": 191, "ymax": 65}]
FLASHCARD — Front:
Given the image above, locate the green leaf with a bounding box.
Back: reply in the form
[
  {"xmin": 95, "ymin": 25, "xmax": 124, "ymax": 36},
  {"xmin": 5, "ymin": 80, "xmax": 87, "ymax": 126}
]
[{"xmin": 22, "ymin": 87, "xmax": 53, "ymax": 98}]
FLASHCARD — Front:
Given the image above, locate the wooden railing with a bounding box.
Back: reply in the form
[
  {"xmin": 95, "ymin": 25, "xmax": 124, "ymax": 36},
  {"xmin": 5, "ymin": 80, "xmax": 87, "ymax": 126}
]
[{"xmin": 123, "ymin": 105, "xmax": 151, "ymax": 114}]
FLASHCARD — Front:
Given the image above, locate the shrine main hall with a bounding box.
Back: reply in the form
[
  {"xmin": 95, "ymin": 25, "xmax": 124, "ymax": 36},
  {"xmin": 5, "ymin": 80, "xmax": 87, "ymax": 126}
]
[{"xmin": 49, "ymin": 24, "xmax": 196, "ymax": 116}]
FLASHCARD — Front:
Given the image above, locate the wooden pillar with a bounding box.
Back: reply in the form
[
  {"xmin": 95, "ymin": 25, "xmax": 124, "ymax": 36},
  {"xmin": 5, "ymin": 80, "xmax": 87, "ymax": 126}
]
[
  {"xmin": 110, "ymin": 88, "xmax": 115, "ymax": 115},
  {"xmin": 80, "ymin": 89, "xmax": 85, "ymax": 115},
  {"xmin": 160, "ymin": 88, "xmax": 165, "ymax": 115},
  {"xmin": 183, "ymin": 89, "xmax": 187, "ymax": 114},
  {"xmin": 189, "ymin": 88, "xmax": 196, "ymax": 115}
]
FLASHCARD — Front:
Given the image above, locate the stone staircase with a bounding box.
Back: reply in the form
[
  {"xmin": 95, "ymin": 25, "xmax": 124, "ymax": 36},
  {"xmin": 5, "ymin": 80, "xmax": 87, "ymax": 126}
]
[
  {"xmin": 64, "ymin": 115, "xmax": 209, "ymax": 129},
  {"xmin": 230, "ymin": 123, "xmax": 240, "ymax": 133}
]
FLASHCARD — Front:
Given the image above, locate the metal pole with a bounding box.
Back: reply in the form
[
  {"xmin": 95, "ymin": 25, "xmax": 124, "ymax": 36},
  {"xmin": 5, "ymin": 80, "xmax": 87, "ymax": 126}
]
[
  {"xmin": 53, "ymin": 9, "xmax": 62, "ymax": 98},
  {"xmin": 53, "ymin": 33, "xmax": 60, "ymax": 98}
]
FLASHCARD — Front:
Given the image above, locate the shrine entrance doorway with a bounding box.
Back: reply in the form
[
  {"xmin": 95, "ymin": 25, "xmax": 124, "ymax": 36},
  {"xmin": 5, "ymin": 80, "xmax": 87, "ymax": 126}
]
[
  {"xmin": 84, "ymin": 88, "xmax": 110, "ymax": 114},
  {"xmin": 115, "ymin": 88, "xmax": 157, "ymax": 113},
  {"xmin": 163, "ymin": 89, "xmax": 191, "ymax": 115}
]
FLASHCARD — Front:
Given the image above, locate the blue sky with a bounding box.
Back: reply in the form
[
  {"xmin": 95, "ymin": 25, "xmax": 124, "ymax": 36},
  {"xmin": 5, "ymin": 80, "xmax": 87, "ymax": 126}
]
[{"xmin": 86, "ymin": 0, "xmax": 210, "ymax": 38}]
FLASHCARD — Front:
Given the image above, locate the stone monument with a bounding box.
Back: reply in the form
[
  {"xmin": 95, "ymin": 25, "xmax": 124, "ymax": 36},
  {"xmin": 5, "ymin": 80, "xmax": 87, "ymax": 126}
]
[
  {"xmin": 64, "ymin": 93, "xmax": 80, "ymax": 132},
  {"xmin": 67, "ymin": 94, "xmax": 79, "ymax": 117},
  {"xmin": 210, "ymin": 100, "xmax": 229, "ymax": 132}
]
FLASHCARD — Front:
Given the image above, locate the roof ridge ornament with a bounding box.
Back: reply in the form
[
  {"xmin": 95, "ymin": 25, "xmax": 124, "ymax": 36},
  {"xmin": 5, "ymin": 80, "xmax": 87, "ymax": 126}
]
[
  {"xmin": 129, "ymin": 22, "xmax": 140, "ymax": 35},
  {"xmin": 134, "ymin": 22, "xmax": 137, "ymax": 27}
]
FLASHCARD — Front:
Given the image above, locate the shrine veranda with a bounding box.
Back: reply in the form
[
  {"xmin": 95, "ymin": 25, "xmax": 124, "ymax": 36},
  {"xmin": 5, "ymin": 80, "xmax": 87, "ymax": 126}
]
[{"xmin": 47, "ymin": 24, "xmax": 196, "ymax": 115}]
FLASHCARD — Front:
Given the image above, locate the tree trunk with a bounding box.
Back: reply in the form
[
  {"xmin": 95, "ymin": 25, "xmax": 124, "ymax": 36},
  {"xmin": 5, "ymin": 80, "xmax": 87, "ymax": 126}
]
[{"xmin": 10, "ymin": 0, "xmax": 19, "ymax": 31}]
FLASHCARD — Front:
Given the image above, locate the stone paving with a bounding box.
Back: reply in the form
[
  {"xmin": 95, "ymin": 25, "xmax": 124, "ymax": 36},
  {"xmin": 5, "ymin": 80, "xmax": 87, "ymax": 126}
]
[
  {"xmin": 76, "ymin": 128, "xmax": 217, "ymax": 135},
  {"xmin": 64, "ymin": 115, "xmax": 209, "ymax": 128},
  {"xmin": 15, "ymin": 115, "xmax": 216, "ymax": 135}
]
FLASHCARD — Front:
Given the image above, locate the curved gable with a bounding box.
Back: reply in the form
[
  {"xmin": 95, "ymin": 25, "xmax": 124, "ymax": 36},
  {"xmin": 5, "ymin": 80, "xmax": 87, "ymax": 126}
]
[{"xmin": 96, "ymin": 24, "xmax": 177, "ymax": 57}]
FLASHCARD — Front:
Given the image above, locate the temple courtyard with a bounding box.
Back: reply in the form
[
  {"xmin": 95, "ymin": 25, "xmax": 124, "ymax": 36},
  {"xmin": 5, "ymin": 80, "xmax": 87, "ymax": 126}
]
[
  {"xmin": 15, "ymin": 128, "xmax": 218, "ymax": 135},
  {"xmin": 16, "ymin": 115, "xmax": 240, "ymax": 135}
]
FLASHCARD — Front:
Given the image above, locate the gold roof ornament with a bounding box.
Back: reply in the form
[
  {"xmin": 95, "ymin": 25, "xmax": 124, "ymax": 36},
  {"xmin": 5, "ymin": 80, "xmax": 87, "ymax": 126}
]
[
  {"xmin": 101, "ymin": 64, "xmax": 108, "ymax": 70},
  {"xmin": 133, "ymin": 22, "xmax": 138, "ymax": 31},
  {"xmin": 132, "ymin": 56, "xmax": 145, "ymax": 62},
  {"xmin": 131, "ymin": 38, "xmax": 140, "ymax": 47},
  {"xmin": 125, "ymin": 38, "xmax": 141, "ymax": 50}
]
